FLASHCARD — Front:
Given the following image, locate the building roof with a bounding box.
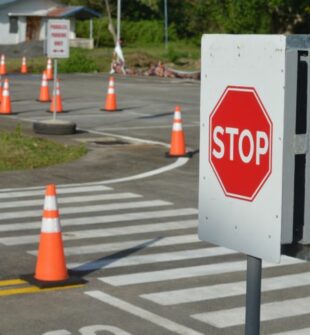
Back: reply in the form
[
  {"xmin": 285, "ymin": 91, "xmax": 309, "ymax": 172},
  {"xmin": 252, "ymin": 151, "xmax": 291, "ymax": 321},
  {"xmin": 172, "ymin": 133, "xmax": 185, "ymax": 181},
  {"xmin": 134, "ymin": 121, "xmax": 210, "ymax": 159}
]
[
  {"xmin": 2, "ymin": 1, "xmax": 101, "ymax": 19},
  {"xmin": 47, "ymin": 6, "xmax": 101, "ymax": 19},
  {"xmin": 0, "ymin": 0, "xmax": 17, "ymax": 7}
]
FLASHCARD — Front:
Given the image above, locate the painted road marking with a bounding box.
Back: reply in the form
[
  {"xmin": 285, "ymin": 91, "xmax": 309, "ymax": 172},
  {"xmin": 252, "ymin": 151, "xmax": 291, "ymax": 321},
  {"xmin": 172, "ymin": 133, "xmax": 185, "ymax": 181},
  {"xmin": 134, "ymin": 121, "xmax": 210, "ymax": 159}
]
[
  {"xmin": 0, "ymin": 192, "xmax": 142, "ymax": 209},
  {"xmin": 141, "ymin": 271, "xmax": 310, "ymax": 305},
  {"xmin": 191, "ymin": 296, "xmax": 310, "ymax": 328},
  {"xmin": 98, "ymin": 256, "xmax": 302, "ymax": 286},
  {"xmin": 0, "ymin": 185, "xmax": 112, "ymax": 199},
  {"xmin": 29, "ymin": 234, "xmax": 201, "ymax": 256},
  {"xmin": 0, "ymin": 219, "xmax": 197, "ymax": 245},
  {"xmin": 0, "ymin": 208, "xmax": 198, "ymax": 232},
  {"xmin": 0, "ymin": 279, "xmax": 84, "ymax": 297},
  {"xmin": 0, "ymin": 279, "xmax": 26, "ymax": 287},
  {"xmin": 67, "ymin": 247, "xmax": 238, "ymax": 271},
  {"xmin": 42, "ymin": 324, "xmax": 133, "ymax": 335},
  {"xmin": 271, "ymin": 328, "xmax": 310, "ymax": 334},
  {"xmin": 0, "ymin": 200, "xmax": 172, "ymax": 220},
  {"xmin": 85, "ymin": 290, "xmax": 204, "ymax": 335}
]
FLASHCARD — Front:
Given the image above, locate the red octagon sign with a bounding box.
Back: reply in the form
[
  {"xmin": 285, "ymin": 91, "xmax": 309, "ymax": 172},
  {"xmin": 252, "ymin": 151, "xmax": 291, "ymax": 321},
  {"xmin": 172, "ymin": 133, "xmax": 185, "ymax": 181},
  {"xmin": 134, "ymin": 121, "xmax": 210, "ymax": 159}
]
[{"xmin": 209, "ymin": 86, "xmax": 272, "ymax": 201}]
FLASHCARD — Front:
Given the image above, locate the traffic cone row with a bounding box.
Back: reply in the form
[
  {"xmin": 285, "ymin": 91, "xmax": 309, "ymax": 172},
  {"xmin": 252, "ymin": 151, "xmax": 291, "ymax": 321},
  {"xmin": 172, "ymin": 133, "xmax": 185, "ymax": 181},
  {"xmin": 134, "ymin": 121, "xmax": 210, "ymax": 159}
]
[
  {"xmin": 38, "ymin": 71, "xmax": 51, "ymax": 102},
  {"xmin": 21, "ymin": 56, "xmax": 28, "ymax": 74},
  {"xmin": 35, "ymin": 184, "xmax": 68, "ymax": 282},
  {"xmin": 46, "ymin": 58, "xmax": 53, "ymax": 80},
  {"xmin": 0, "ymin": 78, "xmax": 12, "ymax": 114},
  {"xmin": 49, "ymin": 80, "xmax": 63, "ymax": 113},
  {"xmin": 103, "ymin": 76, "xmax": 118, "ymax": 111},
  {"xmin": 167, "ymin": 105, "xmax": 188, "ymax": 157},
  {"xmin": 0, "ymin": 54, "xmax": 7, "ymax": 75}
]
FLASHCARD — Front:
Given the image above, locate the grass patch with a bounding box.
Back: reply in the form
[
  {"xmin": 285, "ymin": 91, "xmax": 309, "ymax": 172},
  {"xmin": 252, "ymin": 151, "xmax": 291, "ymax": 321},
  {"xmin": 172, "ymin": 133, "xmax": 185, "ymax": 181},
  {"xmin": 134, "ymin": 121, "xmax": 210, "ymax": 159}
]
[
  {"xmin": 0, "ymin": 125, "xmax": 87, "ymax": 171},
  {"xmin": 5, "ymin": 42, "xmax": 200, "ymax": 74}
]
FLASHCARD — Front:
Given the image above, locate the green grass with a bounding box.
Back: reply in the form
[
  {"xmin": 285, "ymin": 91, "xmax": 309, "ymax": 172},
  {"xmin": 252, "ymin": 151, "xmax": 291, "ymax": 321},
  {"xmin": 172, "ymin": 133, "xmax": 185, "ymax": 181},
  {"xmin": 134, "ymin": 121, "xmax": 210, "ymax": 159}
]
[{"xmin": 0, "ymin": 126, "xmax": 87, "ymax": 171}]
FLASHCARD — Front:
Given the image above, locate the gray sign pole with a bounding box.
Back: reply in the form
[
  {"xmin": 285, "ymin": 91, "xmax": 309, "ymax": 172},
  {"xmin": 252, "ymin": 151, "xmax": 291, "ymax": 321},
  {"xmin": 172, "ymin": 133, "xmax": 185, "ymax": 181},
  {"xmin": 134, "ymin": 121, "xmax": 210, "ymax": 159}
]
[
  {"xmin": 245, "ymin": 255, "xmax": 262, "ymax": 335},
  {"xmin": 52, "ymin": 59, "xmax": 57, "ymax": 120}
]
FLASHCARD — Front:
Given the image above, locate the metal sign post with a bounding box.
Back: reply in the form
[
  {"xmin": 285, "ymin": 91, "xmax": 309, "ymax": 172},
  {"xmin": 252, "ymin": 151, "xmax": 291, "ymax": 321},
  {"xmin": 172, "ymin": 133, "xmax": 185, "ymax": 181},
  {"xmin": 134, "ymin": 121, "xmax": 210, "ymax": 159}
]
[
  {"xmin": 245, "ymin": 256, "xmax": 262, "ymax": 335},
  {"xmin": 53, "ymin": 59, "xmax": 57, "ymax": 121}
]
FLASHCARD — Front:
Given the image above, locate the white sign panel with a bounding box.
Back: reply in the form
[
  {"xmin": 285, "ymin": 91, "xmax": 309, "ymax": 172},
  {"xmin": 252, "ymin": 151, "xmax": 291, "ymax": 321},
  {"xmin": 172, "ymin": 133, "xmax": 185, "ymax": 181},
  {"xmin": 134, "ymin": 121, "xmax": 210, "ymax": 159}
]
[
  {"xmin": 47, "ymin": 20, "xmax": 70, "ymax": 58},
  {"xmin": 198, "ymin": 35, "xmax": 297, "ymax": 263}
]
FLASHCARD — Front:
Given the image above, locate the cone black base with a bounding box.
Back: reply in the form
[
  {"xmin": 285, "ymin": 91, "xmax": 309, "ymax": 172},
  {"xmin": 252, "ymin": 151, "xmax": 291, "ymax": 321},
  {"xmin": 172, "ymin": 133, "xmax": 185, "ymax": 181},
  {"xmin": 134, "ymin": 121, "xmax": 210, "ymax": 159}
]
[
  {"xmin": 36, "ymin": 99, "xmax": 51, "ymax": 103},
  {"xmin": 165, "ymin": 151, "xmax": 194, "ymax": 158},
  {"xmin": 46, "ymin": 110, "xmax": 68, "ymax": 113},
  {"xmin": 100, "ymin": 108, "xmax": 123, "ymax": 112},
  {"xmin": 20, "ymin": 273, "xmax": 87, "ymax": 289}
]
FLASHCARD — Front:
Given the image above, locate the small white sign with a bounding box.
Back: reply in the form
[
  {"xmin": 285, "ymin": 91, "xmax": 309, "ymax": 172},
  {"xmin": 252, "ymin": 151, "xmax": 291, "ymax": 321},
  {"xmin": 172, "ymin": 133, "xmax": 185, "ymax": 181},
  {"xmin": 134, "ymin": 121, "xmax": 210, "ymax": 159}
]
[{"xmin": 47, "ymin": 19, "xmax": 70, "ymax": 58}]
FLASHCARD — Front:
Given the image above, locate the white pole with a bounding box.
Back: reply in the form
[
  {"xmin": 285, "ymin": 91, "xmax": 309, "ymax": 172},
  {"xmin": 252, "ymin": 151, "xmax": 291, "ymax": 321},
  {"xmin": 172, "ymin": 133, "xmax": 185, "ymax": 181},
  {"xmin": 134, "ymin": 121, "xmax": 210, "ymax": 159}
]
[
  {"xmin": 89, "ymin": 18, "xmax": 93, "ymax": 40},
  {"xmin": 164, "ymin": 0, "xmax": 168, "ymax": 50},
  {"xmin": 117, "ymin": 0, "xmax": 121, "ymax": 44}
]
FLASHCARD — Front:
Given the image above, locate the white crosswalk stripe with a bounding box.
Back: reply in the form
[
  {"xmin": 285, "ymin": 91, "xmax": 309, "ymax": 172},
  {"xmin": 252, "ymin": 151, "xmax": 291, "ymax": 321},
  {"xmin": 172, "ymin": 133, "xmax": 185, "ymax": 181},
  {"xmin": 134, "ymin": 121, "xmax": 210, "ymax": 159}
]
[
  {"xmin": 0, "ymin": 220, "xmax": 197, "ymax": 245},
  {"xmin": 0, "ymin": 192, "xmax": 141, "ymax": 209},
  {"xmin": 0, "ymin": 208, "xmax": 198, "ymax": 232},
  {"xmin": 28, "ymin": 234, "xmax": 201, "ymax": 256},
  {"xmin": 67, "ymin": 247, "xmax": 238, "ymax": 271},
  {"xmin": 98, "ymin": 256, "xmax": 302, "ymax": 286},
  {"xmin": 191, "ymin": 296, "xmax": 310, "ymax": 328},
  {"xmin": 140, "ymin": 271, "xmax": 310, "ymax": 305},
  {"xmin": 1, "ymin": 183, "xmax": 310, "ymax": 334},
  {"xmin": 0, "ymin": 199, "xmax": 172, "ymax": 220}
]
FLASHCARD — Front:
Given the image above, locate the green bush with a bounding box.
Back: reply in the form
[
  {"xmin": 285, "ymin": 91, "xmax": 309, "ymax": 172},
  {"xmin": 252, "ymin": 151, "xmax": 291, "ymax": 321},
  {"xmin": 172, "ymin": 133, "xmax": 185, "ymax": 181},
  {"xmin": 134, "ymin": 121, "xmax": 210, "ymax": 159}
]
[
  {"xmin": 58, "ymin": 48, "xmax": 99, "ymax": 73},
  {"xmin": 76, "ymin": 19, "xmax": 177, "ymax": 47}
]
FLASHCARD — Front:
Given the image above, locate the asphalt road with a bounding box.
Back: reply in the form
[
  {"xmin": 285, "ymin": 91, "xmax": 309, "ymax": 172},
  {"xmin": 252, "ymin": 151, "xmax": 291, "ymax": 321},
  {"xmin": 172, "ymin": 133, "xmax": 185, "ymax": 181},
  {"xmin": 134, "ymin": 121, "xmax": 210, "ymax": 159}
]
[{"xmin": 0, "ymin": 73, "xmax": 310, "ymax": 335}]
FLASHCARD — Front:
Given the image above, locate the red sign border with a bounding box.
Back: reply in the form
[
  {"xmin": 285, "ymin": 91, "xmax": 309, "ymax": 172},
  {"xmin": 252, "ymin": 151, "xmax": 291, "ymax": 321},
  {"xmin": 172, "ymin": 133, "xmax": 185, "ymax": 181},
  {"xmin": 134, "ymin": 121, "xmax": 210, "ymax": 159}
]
[{"xmin": 208, "ymin": 86, "xmax": 273, "ymax": 202}]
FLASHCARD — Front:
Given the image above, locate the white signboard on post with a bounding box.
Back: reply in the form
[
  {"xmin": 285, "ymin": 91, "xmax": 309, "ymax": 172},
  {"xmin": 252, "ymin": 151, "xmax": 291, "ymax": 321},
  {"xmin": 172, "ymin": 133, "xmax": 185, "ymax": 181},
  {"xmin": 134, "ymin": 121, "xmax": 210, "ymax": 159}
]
[
  {"xmin": 198, "ymin": 35, "xmax": 299, "ymax": 263},
  {"xmin": 47, "ymin": 19, "xmax": 70, "ymax": 59}
]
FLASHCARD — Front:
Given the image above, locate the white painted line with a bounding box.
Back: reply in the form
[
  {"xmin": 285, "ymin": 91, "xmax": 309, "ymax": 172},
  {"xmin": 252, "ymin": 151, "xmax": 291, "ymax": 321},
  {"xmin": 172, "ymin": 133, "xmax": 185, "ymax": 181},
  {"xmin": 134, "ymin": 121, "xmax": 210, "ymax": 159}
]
[
  {"xmin": 79, "ymin": 325, "xmax": 132, "ymax": 335},
  {"xmin": 0, "ymin": 200, "xmax": 171, "ymax": 220},
  {"xmin": 85, "ymin": 290, "xmax": 205, "ymax": 335},
  {"xmin": 0, "ymin": 208, "xmax": 198, "ymax": 232},
  {"xmin": 271, "ymin": 328, "xmax": 310, "ymax": 335},
  {"xmin": 98, "ymin": 257, "xmax": 302, "ymax": 286},
  {"xmin": 191, "ymin": 296, "xmax": 310, "ymax": 328},
  {"xmin": 141, "ymin": 271, "xmax": 310, "ymax": 305},
  {"xmin": 0, "ymin": 185, "xmax": 112, "ymax": 198},
  {"xmin": 42, "ymin": 331, "xmax": 71, "ymax": 335},
  {"xmin": 29, "ymin": 234, "xmax": 201, "ymax": 256},
  {"xmin": 101, "ymin": 157, "xmax": 190, "ymax": 185},
  {"xmin": 0, "ymin": 220, "xmax": 197, "ymax": 245},
  {"xmin": 68, "ymin": 247, "xmax": 237, "ymax": 271},
  {"xmin": 0, "ymin": 193, "xmax": 141, "ymax": 209},
  {"xmin": 95, "ymin": 124, "xmax": 199, "ymax": 131}
]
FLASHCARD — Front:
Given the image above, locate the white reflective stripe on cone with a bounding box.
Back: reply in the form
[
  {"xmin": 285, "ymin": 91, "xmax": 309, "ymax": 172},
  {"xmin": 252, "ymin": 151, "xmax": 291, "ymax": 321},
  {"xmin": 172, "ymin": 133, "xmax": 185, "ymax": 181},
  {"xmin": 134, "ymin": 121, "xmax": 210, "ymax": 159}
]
[
  {"xmin": 108, "ymin": 87, "xmax": 115, "ymax": 94},
  {"xmin": 41, "ymin": 217, "xmax": 61, "ymax": 233},
  {"xmin": 43, "ymin": 196, "xmax": 58, "ymax": 211},
  {"xmin": 174, "ymin": 111, "xmax": 182, "ymax": 120},
  {"xmin": 172, "ymin": 122, "xmax": 183, "ymax": 131},
  {"xmin": 2, "ymin": 90, "xmax": 9, "ymax": 97}
]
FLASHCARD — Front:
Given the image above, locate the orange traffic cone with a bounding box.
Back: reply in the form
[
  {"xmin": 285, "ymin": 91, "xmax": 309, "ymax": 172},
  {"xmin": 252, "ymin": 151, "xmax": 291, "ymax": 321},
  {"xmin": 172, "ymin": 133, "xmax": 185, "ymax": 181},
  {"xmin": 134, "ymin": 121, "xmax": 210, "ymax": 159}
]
[
  {"xmin": 0, "ymin": 76, "xmax": 2, "ymax": 104},
  {"xmin": 37, "ymin": 71, "xmax": 51, "ymax": 102},
  {"xmin": 167, "ymin": 106, "xmax": 188, "ymax": 157},
  {"xmin": 0, "ymin": 54, "xmax": 7, "ymax": 75},
  {"xmin": 46, "ymin": 58, "xmax": 53, "ymax": 80},
  {"xmin": 102, "ymin": 76, "xmax": 119, "ymax": 111},
  {"xmin": 48, "ymin": 80, "xmax": 63, "ymax": 113},
  {"xmin": 0, "ymin": 78, "xmax": 12, "ymax": 114},
  {"xmin": 21, "ymin": 56, "xmax": 28, "ymax": 74},
  {"xmin": 34, "ymin": 184, "xmax": 68, "ymax": 282}
]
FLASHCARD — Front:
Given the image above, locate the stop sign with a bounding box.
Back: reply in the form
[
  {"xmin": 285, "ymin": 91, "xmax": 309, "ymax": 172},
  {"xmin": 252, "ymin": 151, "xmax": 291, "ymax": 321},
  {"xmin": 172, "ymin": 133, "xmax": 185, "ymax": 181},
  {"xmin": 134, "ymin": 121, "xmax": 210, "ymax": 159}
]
[{"xmin": 209, "ymin": 86, "xmax": 272, "ymax": 201}]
